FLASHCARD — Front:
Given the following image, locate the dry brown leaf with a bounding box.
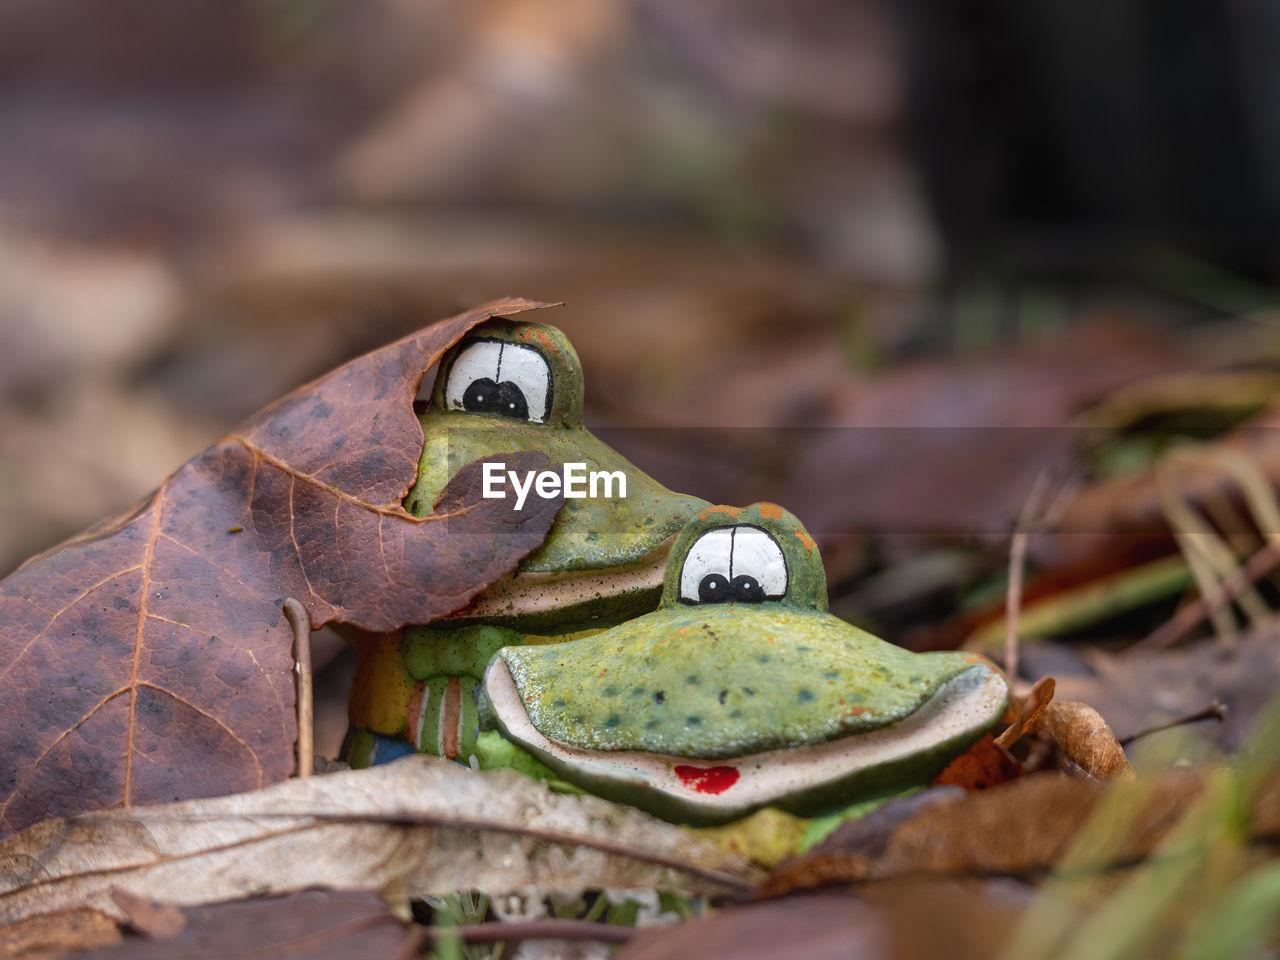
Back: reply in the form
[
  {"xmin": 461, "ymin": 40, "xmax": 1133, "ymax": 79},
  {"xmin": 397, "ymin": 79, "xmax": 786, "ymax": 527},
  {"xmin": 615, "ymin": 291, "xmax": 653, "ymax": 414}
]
[
  {"xmin": 65, "ymin": 890, "xmax": 414, "ymax": 960},
  {"xmin": 930, "ymin": 677, "xmax": 1058, "ymax": 792},
  {"xmin": 0, "ymin": 908, "xmax": 121, "ymax": 959},
  {"xmin": 618, "ymin": 876, "xmax": 1028, "ymax": 960},
  {"xmin": 1042, "ymin": 629, "xmax": 1275, "ymax": 751},
  {"xmin": 0, "ymin": 755, "xmax": 759, "ymax": 926},
  {"xmin": 1033, "ymin": 700, "xmax": 1134, "ymax": 780},
  {"xmin": 759, "ymin": 771, "xmax": 1209, "ymax": 897},
  {"xmin": 933, "ymin": 735, "xmax": 1022, "ymax": 791},
  {"xmin": 109, "ymin": 892, "xmax": 184, "ymax": 939},
  {"xmin": 0, "ymin": 297, "xmax": 564, "ymax": 836},
  {"xmin": 618, "ymin": 891, "xmax": 886, "ymax": 960},
  {"xmin": 996, "ymin": 675, "xmax": 1056, "ymax": 748}
]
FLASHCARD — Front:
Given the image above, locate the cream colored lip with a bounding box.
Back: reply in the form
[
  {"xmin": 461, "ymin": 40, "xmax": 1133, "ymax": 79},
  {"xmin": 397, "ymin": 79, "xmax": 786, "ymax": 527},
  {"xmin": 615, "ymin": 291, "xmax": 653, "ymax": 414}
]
[
  {"xmin": 485, "ymin": 661, "xmax": 1008, "ymax": 814},
  {"xmin": 442, "ymin": 535, "xmax": 675, "ymax": 620}
]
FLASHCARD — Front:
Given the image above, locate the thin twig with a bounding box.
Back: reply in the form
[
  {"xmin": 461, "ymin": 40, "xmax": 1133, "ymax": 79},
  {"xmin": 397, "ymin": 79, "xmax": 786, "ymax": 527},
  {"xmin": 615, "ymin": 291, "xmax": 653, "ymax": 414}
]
[
  {"xmin": 1118, "ymin": 700, "xmax": 1228, "ymax": 747},
  {"xmin": 404, "ymin": 918, "xmax": 636, "ymax": 949},
  {"xmin": 1134, "ymin": 540, "xmax": 1280, "ymax": 651},
  {"xmin": 1005, "ymin": 472, "xmax": 1052, "ymax": 684},
  {"xmin": 283, "ymin": 598, "xmax": 313, "ymax": 779}
]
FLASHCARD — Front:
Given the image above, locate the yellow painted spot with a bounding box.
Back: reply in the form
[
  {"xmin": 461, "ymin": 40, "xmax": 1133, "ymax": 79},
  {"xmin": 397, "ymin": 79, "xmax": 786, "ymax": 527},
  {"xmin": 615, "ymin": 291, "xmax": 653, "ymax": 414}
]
[
  {"xmin": 348, "ymin": 631, "xmax": 413, "ymax": 735},
  {"xmin": 757, "ymin": 502, "xmax": 785, "ymax": 520},
  {"xmin": 793, "ymin": 529, "xmax": 817, "ymax": 551}
]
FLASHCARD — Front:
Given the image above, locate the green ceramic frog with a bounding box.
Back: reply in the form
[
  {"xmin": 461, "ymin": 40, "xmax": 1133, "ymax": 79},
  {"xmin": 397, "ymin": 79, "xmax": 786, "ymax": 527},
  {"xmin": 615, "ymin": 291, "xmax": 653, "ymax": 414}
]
[
  {"xmin": 479, "ymin": 503, "xmax": 1009, "ymax": 825},
  {"xmin": 343, "ymin": 319, "xmax": 708, "ymax": 765}
]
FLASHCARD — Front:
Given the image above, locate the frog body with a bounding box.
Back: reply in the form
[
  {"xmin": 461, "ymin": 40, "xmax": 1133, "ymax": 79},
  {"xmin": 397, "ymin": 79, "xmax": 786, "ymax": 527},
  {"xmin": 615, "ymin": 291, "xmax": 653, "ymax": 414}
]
[
  {"xmin": 480, "ymin": 503, "xmax": 1009, "ymax": 824},
  {"xmin": 343, "ymin": 319, "xmax": 708, "ymax": 764}
]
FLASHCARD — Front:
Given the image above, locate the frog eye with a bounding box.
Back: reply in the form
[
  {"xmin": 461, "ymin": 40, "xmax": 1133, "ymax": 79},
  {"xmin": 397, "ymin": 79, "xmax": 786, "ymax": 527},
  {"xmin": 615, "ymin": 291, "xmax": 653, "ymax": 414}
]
[
  {"xmin": 679, "ymin": 526, "xmax": 787, "ymax": 604},
  {"xmin": 443, "ymin": 340, "xmax": 552, "ymax": 423}
]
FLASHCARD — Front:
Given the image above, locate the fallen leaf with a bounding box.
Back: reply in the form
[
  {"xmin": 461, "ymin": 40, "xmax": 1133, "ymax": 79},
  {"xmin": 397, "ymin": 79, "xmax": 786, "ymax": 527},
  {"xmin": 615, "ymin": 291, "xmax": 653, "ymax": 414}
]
[
  {"xmin": 933, "ymin": 735, "xmax": 1022, "ymax": 791},
  {"xmin": 618, "ymin": 876, "xmax": 1030, "ymax": 960},
  {"xmin": 758, "ymin": 768, "xmax": 1249, "ymax": 899},
  {"xmin": 995, "ymin": 676, "xmax": 1056, "ymax": 748},
  {"xmin": 0, "ymin": 755, "xmax": 759, "ymax": 926},
  {"xmin": 0, "ymin": 909, "xmax": 121, "ymax": 958},
  {"xmin": 617, "ymin": 891, "xmax": 886, "ymax": 960},
  {"xmin": 66, "ymin": 890, "xmax": 414, "ymax": 960},
  {"xmin": 1033, "ymin": 701, "xmax": 1134, "ymax": 780},
  {"xmin": 0, "ymin": 297, "xmax": 564, "ymax": 836},
  {"xmin": 108, "ymin": 892, "xmax": 184, "ymax": 940},
  {"xmin": 1032, "ymin": 630, "xmax": 1276, "ymax": 752}
]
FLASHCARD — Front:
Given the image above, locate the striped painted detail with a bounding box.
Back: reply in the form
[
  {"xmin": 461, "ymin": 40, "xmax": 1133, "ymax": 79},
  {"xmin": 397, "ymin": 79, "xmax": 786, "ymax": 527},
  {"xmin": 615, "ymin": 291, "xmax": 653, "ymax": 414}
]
[
  {"xmin": 441, "ymin": 677, "xmax": 462, "ymax": 759},
  {"xmin": 405, "ymin": 681, "xmax": 430, "ymax": 752},
  {"xmin": 411, "ymin": 675, "xmax": 483, "ymax": 760}
]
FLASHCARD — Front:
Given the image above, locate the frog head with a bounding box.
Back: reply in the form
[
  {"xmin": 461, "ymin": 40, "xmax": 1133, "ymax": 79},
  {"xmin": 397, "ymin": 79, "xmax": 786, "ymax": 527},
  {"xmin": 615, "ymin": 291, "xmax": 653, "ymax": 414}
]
[
  {"xmin": 406, "ymin": 320, "xmax": 708, "ymax": 630},
  {"xmin": 481, "ymin": 503, "xmax": 1009, "ymax": 824}
]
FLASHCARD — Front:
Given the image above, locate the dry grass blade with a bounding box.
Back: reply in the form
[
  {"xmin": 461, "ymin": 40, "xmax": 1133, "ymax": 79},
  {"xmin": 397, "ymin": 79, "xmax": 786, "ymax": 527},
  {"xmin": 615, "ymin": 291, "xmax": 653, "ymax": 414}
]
[
  {"xmin": 1154, "ymin": 445, "xmax": 1280, "ymax": 649},
  {"xmin": 1137, "ymin": 540, "xmax": 1280, "ymax": 651}
]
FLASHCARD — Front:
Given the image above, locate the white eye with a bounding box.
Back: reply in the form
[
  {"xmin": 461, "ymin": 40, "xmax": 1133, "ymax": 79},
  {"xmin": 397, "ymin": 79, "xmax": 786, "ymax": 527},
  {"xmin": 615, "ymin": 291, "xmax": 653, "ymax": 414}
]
[
  {"xmin": 678, "ymin": 525, "xmax": 787, "ymax": 604},
  {"xmin": 730, "ymin": 528, "xmax": 788, "ymax": 596},
  {"xmin": 444, "ymin": 340, "xmax": 551, "ymax": 423},
  {"xmin": 679, "ymin": 529, "xmax": 733, "ymax": 602}
]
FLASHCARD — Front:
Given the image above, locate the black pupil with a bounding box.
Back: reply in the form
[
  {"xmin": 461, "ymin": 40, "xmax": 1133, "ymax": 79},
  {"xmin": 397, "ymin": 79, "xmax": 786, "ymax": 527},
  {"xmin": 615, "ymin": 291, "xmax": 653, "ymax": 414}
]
[
  {"xmin": 462, "ymin": 378, "xmax": 529, "ymax": 420},
  {"xmin": 698, "ymin": 574, "xmax": 730, "ymax": 602},
  {"xmin": 698, "ymin": 573, "xmax": 764, "ymax": 603}
]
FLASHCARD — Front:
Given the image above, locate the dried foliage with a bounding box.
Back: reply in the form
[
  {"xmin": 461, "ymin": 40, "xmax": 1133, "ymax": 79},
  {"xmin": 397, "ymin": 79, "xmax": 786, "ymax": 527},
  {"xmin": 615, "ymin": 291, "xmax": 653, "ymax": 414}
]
[
  {"xmin": 0, "ymin": 298, "xmax": 564, "ymax": 836},
  {"xmin": 0, "ymin": 755, "xmax": 758, "ymax": 928}
]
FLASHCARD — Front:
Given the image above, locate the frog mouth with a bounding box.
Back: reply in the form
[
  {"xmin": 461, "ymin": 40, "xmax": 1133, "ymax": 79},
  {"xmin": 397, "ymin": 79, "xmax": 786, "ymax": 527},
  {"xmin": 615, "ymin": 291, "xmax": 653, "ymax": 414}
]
[
  {"xmin": 484, "ymin": 660, "xmax": 1008, "ymax": 823},
  {"xmin": 441, "ymin": 535, "xmax": 675, "ymax": 622}
]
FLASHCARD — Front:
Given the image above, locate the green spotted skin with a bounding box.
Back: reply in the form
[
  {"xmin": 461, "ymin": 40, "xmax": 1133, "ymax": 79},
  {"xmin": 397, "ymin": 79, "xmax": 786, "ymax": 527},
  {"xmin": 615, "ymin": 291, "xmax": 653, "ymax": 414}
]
[
  {"xmin": 491, "ymin": 502, "xmax": 1006, "ymax": 770},
  {"xmin": 498, "ymin": 607, "xmax": 976, "ymax": 759}
]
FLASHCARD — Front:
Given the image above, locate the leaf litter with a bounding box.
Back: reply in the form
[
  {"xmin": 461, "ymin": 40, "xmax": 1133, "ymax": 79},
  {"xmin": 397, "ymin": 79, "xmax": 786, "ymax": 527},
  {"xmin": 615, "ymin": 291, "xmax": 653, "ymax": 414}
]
[
  {"xmin": 6, "ymin": 304, "xmax": 1280, "ymax": 957},
  {"xmin": 0, "ymin": 298, "xmax": 564, "ymax": 837},
  {"xmin": 0, "ymin": 754, "xmax": 758, "ymax": 929}
]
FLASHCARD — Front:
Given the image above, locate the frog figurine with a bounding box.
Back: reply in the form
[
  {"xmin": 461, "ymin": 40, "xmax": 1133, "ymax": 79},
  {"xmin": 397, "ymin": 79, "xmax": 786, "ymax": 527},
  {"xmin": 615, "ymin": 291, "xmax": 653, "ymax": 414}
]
[
  {"xmin": 344, "ymin": 319, "xmax": 709, "ymax": 765},
  {"xmin": 477, "ymin": 502, "xmax": 1010, "ymax": 824}
]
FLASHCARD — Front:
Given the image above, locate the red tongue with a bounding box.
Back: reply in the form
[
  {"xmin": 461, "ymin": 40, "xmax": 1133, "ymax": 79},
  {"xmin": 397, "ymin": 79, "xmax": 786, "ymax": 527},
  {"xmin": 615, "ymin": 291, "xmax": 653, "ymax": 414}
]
[{"xmin": 674, "ymin": 764, "xmax": 740, "ymax": 795}]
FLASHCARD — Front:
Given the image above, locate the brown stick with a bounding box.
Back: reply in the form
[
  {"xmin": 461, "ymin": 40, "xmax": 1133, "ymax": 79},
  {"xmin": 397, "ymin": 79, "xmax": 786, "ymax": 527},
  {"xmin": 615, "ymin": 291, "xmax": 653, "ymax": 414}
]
[
  {"xmin": 1118, "ymin": 700, "xmax": 1228, "ymax": 746},
  {"xmin": 1133, "ymin": 540, "xmax": 1280, "ymax": 651},
  {"xmin": 283, "ymin": 598, "xmax": 313, "ymax": 778}
]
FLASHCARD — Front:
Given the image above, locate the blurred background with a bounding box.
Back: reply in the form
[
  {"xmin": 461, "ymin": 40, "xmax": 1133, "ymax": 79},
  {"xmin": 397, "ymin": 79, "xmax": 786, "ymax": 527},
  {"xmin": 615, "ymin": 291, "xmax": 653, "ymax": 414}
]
[{"xmin": 6, "ymin": 0, "xmax": 1280, "ymax": 755}]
